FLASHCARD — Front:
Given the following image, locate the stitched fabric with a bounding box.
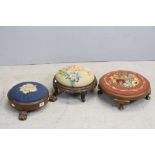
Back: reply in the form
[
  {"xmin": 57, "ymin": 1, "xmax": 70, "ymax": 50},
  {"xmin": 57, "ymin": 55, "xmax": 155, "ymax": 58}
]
[
  {"xmin": 8, "ymin": 82, "xmax": 49, "ymax": 103},
  {"xmin": 56, "ymin": 65, "xmax": 95, "ymax": 87},
  {"xmin": 99, "ymin": 70, "xmax": 150, "ymax": 96}
]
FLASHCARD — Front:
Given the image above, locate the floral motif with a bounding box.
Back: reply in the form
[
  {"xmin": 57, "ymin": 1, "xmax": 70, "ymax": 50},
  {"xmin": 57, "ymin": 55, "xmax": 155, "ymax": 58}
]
[
  {"xmin": 59, "ymin": 70, "xmax": 80, "ymax": 86},
  {"xmin": 110, "ymin": 72, "xmax": 139, "ymax": 88},
  {"xmin": 63, "ymin": 65, "xmax": 84, "ymax": 72},
  {"xmin": 66, "ymin": 71, "xmax": 80, "ymax": 82},
  {"xmin": 20, "ymin": 83, "xmax": 37, "ymax": 94},
  {"xmin": 62, "ymin": 65, "xmax": 94, "ymax": 76},
  {"xmin": 57, "ymin": 65, "xmax": 94, "ymax": 87}
]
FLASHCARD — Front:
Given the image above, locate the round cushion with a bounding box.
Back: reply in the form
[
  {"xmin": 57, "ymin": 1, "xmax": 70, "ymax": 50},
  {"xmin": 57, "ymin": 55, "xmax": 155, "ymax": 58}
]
[
  {"xmin": 99, "ymin": 70, "xmax": 151, "ymax": 98},
  {"xmin": 55, "ymin": 65, "xmax": 95, "ymax": 87},
  {"xmin": 8, "ymin": 82, "xmax": 49, "ymax": 104}
]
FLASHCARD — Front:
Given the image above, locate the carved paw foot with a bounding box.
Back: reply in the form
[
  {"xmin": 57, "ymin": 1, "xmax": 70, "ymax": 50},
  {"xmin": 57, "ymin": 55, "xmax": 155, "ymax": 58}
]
[
  {"xmin": 49, "ymin": 95, "xmax": 57, "ymax": 102},
  {"xmin": 19, "ymin": 111, "xmax": 28, "ymax": 121}
]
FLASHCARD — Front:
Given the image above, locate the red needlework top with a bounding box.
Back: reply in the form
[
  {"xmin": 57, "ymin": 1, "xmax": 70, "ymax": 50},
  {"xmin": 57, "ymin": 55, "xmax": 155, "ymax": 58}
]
[{"xmin": 99, "ymin": 70, "xmax": 150, "ymax": 97}]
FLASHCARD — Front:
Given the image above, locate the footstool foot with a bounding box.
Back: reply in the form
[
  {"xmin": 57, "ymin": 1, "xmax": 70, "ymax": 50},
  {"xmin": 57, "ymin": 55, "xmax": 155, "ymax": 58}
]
[
  {"xmin": 130, "ymin": 100, "xmax": 135, "ymax": 103},
  {"xmin": 19, "ymin": 111, "xmax": 28, "ymax": 121},
  {"xmin": 118, "ymin": 104, "xmax": 124, "ymax": 110},
  {"xmin": 81, "ymin": 92, "xmax": 87, "ymax": 102},
  {"xmin": 145, "ymin": 94, "xmax": 151, "ymax": 100},
  {"xmin": 114, "ymin": 99, "xmax": 130, "ymax": 110},
  {"xmin": 98, "ymin": 89, "xmax": 103, "ymax": 94}
]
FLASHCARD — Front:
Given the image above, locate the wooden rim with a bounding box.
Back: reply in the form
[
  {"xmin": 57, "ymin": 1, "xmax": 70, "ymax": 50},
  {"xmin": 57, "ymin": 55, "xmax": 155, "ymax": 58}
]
[
  {"xmin": 8, "ymin": 94, "xmax": 49, "ymax": 112},
  {"xmin": 99, "ymin": 70, "xmax": 151, "ymax": 101},
  {"xmin": 53, "ymin": 76, "xmax": 97, "ymax": 94},
  {"xmin": 99, "ymin": 84, "xmax": 151, "ymax": 101}
]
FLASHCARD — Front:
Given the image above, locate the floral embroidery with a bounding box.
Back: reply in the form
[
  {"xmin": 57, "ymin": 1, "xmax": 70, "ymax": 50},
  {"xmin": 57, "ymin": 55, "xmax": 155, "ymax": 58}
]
[
  {"xmin": 57, "ymin": 65, "xmax": 94, "ymax": 87},
  {"xmin": 110, "ymin": 72, "xmax": 139, "ymax": 88},
  {"xmin": 63, "ymin": 65, "xmax": 84, "ymax": 72},
  {"xmin": 59, "ymin": 70, "xmax": 80, "ymax": 86},
  {"xmin": 66, "ymin": 71, "xmax": 80, "ymax": 82},
  {"xmin": 20, "ymin": 83, "xmax": 37, "ymax": 94},
  {"xmin": 62, "ymin": 65, "xmax": 93, "ymax": 76}
]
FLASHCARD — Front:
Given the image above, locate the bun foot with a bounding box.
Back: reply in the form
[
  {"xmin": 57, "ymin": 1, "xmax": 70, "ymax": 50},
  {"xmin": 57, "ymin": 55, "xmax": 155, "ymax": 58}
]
[
  {"xmin": 19, "ymin": 111, "xmax": 28, "ymax": 121},
  {"xmin": 118, "ymin": 104, "xmax": 124, "ymax": 110},
  {"xmin": 130, "ymin": 100, "xmax": 135, "ymax": 103},
  {"xmin": 113, "ymin": 99, "xmax": 130, "ymax": 110},
  {"xmin": 98, "ymin": 89, "xmax": 103, "ymax": 94},
  {"xmin": 145, "ymin": 94, "xmax": 151, "ymax": 100}
]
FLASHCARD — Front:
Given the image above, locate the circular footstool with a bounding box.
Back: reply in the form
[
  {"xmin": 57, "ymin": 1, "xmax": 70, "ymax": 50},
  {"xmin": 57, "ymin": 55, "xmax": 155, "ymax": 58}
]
[
  {"xmin": 51, "ymin": 65, "xmax": 97, "ymax": 102},
  {"xmin": 98, "ymin": 70, "xmax": 151, "ymax": 110},
  {"xmin": 8, "ymin": 82, "xmax": 51, "ymax": 120}
]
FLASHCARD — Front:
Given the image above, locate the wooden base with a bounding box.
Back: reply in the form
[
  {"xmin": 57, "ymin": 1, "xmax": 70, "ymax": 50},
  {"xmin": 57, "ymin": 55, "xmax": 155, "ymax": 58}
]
[
  {"xmin": 98, "ymin": 85, "xmax": 151, "ymax": 110},
  {"xmin": 52, "ymin": 76, "xmax": 97, "ymax": 102},
  {"xmin": 8, "ymin": 96, "xmax": 53, "ymax": 121}
]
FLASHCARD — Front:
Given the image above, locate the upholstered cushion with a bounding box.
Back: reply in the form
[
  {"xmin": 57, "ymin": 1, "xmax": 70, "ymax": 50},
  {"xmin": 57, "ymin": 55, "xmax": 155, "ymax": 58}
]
[
  {"xmin": 55, "ymin": 65, "xmax": 95, "ymax": 87},
  {"xmin": 99, "ymin": 70, "xmax": 151, "ymax": 97},
  {"xmin": 8, "ymin": 82, "xmax": 49, "ymax": 103}
]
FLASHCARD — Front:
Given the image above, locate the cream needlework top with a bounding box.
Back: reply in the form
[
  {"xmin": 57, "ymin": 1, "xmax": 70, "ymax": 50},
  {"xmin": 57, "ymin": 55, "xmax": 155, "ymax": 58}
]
[{"xmin": 55, "ymin": 65, "xmax": 95, "ymax": 87}]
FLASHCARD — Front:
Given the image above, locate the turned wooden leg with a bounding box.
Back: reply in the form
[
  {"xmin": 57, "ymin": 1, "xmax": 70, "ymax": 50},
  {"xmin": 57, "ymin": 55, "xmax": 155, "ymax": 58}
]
[
  {"xmin": 94, "ymin": 79, "xmax": 97, "ymax": 88},
  {"xmin": 53, "ymin": 81, "xmax": 59, "ymax": 96},
  {"xmin": 145, "ymin": 93, "xmax": 151, "ymax": 100},
  {"xmin": 19, "ymin": 111, "xmax": 28, "ymax": 121},
  {"xmin": 53, "ymin": 87, "xmax": 59, "ymax": 96},
  {"xmin": 81, "ymin": 92, "xmax": 87, "ymax": 102},
  {"xmin": 98, "ymin": 85, "xmax": 103, "ymax": 94}
]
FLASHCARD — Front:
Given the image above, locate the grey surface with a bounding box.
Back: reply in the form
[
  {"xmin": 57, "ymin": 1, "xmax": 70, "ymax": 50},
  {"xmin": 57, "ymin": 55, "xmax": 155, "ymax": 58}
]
[
  {"xmin": 0, "ymin": 61, "xmax": 154, "ymax": 129},
  {"xmin": 0, "ymin": 26, "xmax": 155, "ymax": 65}
]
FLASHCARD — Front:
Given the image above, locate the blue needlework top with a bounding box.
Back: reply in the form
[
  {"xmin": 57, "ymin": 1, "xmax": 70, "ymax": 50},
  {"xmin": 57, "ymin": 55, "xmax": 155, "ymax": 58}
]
[{"xmin": 8, "ymin": 82, "xmax": 49, "ymax": 103}]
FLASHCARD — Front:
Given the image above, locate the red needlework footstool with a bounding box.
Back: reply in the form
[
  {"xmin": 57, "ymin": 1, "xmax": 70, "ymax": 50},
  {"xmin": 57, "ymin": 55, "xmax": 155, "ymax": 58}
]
[{"xmin": 98, "ymin": 70, "xmax": 151, "ymax": 110}]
